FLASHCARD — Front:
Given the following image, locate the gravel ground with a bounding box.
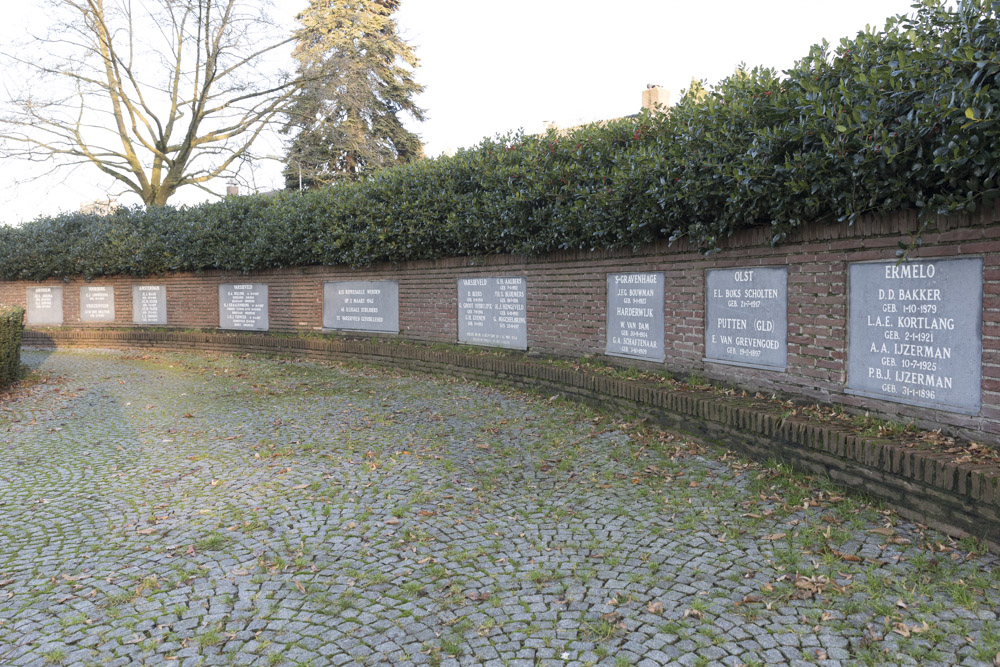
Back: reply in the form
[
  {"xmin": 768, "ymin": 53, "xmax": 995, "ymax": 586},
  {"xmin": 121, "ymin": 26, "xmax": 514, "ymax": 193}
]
[{"xmin": 0, "ymin": 348, "xmax": 998, "ymax": 667}]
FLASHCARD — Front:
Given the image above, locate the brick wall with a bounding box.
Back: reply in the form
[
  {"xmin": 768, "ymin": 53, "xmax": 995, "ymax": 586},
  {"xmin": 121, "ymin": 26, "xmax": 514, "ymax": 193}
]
[{"xmin": 3, "ymin": 205, "xmax": 999, "ymax": 443}]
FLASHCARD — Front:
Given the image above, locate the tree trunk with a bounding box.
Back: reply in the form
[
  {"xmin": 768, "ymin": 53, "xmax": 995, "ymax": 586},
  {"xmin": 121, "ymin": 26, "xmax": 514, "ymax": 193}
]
[{"xmin": 145, "ymin": 186, "xmax": 176, "ymax": 207}]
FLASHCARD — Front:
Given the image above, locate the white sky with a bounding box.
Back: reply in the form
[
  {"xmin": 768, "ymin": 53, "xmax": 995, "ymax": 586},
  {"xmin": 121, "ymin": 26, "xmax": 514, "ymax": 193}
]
[{"xmin": 0, "ymin": 0, "xmax": 924, "ymax": 225}]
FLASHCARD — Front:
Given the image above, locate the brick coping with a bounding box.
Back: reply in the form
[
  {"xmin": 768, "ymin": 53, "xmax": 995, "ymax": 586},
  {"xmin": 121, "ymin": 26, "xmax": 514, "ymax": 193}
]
[{"xmin": 22, "ymin": 328, "xmax": 1000, "ymax": 552}]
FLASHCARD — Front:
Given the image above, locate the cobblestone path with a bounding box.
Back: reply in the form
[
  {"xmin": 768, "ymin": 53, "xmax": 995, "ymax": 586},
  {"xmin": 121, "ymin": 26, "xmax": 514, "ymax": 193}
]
[{"xmin": 0, "ymin": 349, "xmax": 998, "ymax": 667}]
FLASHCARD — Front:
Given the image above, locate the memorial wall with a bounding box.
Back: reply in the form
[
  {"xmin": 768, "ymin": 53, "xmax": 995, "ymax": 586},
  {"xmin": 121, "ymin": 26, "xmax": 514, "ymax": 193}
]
[{"xmin": 1, "ymin": 208, "xmax": 997, "ymax": 442}]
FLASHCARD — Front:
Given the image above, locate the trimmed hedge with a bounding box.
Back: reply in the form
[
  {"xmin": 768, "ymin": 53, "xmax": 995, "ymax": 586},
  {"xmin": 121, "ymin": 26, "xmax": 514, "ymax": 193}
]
[
  {"xmin": 0, "ymin": 305, "xmax": 24, "ymax": 387},
  {"xmin": 0, "ymin": 0, "xmax": 998, "ymax": 280}
]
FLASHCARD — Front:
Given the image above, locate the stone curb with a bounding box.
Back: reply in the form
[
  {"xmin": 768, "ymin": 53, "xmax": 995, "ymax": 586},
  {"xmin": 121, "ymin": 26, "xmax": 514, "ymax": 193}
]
[{"xmin": 24, "ymin": 328, "xmax": 1000, "ymax": 551}]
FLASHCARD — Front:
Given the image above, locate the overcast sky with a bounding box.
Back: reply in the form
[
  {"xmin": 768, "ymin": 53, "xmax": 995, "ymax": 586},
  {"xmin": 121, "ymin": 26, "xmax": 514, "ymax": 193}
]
[{"xmin": 0, "ymin": 0, "xmax": 925, "ymax": 225}]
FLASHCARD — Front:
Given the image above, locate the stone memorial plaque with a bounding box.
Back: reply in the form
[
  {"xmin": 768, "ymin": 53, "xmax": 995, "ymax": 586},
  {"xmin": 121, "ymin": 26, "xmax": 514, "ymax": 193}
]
[
  {"xmin": 323, "ymin": 281, "xmax": 399, "ymax": 333},
  {"xmin": 606, "ymin": 273, "xmax": 665, "ymax": 362},
  {"xmin": 26, "ymin": 286, "xmax": 62, "ymax": 325},
  {"xmin": 132, "ymin": 285, "xmax": 167, "ymax": 325},
  {"xmin": 218, "ymin": 283, "xmax": 268, "ymax": 331},
  {"xmin": 80, "ymin": 285, "xmax": 115, "ymax": 322},
  {"xmin": 847, "ymin": 258, "xmax": 982, "ymax": 414},
  {"xmin": 458, "ymin": 277, "xmax": 527, "ymax": 350},
  {"xmin": 705, "ymin": 267, "xmax": 787, "ymax": 370}
]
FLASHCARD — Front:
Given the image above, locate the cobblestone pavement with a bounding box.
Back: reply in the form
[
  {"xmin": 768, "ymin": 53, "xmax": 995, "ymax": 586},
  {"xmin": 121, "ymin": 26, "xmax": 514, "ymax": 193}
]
[{"xmin": 0, "ymin": 349, "xmax": 998, "ymax": 667}]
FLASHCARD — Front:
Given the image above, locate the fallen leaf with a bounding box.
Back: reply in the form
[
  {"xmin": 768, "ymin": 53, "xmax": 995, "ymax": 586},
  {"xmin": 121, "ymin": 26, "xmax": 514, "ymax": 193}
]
[
  {"xmin": 893, "ymin": 621, "xmax": 930, "ymax": 638},
  {"xmin": 294, "ymin": 579, "xmax": 306, "ymax": 594},
  {"xmin": 869, "ymin": 526, "xmax": 894, "ymax": 537},
  {"xmin": 763, "ymin": 533, "xmax": 787, "ymax": 541},
  {"xmin": 682, "ymin": 608, "xmax": 704, "ymax": 620},
  {"xmin": 646, "ymin": 601, "xmax": 663, "ymax": 614},
  {"xmin": 792, "ymin": 574, "xmax": 831, "ymax": 599},
  {"xmin": 385, "ymin": 517, "xmax": 400, "ymax": 525}
]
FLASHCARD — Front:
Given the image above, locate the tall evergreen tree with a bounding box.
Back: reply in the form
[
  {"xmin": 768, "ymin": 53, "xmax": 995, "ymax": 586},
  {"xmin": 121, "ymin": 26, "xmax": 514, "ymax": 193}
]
[{"xmin": 283, "ymin": 0, "xmax": 424, "ymax": 189}]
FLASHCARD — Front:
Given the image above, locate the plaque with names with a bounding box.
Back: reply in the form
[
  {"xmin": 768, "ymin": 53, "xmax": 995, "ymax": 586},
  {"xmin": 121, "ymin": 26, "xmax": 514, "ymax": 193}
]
[
  {"xmin": 323, "ymin": 281, "xmax": 399, "ymax": 333},
  {"xmin": 219, "ymin": 283, "xmax": 268, "ymax": 331},
  {"xmin": 133, "ymin": 285, "xmax": 167, "ymax": 325},
  {"xmin": 80, "ymin": 285, "xmax": 115, "ymax": 322},
  {"xmin": 458, "ymin": 277, "xmax": 527, "ymax": 350},
  {"xmin": 26, "ymin": 286, "xmax": 63, "ymax": 325},
  {"xmin": 847, "ymin": 258, "xmax": 982, "ymax": 415},
  {"xmin": 606, "ymin": 273, "xmax": 665, "ymax": 362},
  {"xmin": 705, "ymin": 267, "xmax": 787, "ymax": 370}
]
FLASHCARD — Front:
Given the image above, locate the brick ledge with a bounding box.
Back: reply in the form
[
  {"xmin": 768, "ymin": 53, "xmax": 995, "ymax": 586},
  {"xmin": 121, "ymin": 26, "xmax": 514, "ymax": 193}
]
[{"xmin": 23, "ymin": 328, "xmax": 1000, "ymax": 551}]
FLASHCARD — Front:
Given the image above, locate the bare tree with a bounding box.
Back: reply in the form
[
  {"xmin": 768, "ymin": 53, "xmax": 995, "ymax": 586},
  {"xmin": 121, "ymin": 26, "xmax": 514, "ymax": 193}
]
[{"xmin": 0, "ymin": 0, "xmax": 299, "ymax": 206}]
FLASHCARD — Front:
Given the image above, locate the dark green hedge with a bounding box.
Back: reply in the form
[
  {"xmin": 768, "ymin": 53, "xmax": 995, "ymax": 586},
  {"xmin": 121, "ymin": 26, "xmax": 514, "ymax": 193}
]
[
  {"xmin": 1, "ymin": 0, "xmax": 997, "ymax": 280},
  {"xmin": 0, "ymin": 305, "xmax": 24, "ymax": 387}
]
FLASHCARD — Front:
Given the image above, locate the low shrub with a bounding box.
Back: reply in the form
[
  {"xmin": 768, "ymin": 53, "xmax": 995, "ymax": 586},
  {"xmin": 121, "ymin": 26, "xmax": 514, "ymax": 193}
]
[{"xmin": 0, "ymin": 305, "xmax": 24, "ymax": 387}]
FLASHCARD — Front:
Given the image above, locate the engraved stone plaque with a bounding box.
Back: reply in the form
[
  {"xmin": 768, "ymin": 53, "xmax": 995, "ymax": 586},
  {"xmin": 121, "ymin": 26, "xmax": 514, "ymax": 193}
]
[
  {"xmin": 458, "ymin": 277, "xmax": 527, "ymax": 350},
  {"xmin": 705, "ymin": 267, "xmax": 787, "ymax": 370},
  {"xmin": 218, "ymin": 283, "xmax": 268, "ymax": 331},
  {"xmin": 26, "ymin": 286, "xmax": 62, "ymax": 325},
  {"xmin": 80, "ymin": 285, "xmax": 115, "ymax": 322},
  {"xmin": 132, "ymin": 285, "xmax": 167, "ymax": 325},
  {"xmin": 323, "ymin": 281, "xmax": 399, "ymax": 333},
  {"xmin": 847, "ymin": 258, "xmax": 982, "ymax": 415},
  {"xmin": 606, "ymin": 273, "xmax": 665, "ymax": 362}
]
